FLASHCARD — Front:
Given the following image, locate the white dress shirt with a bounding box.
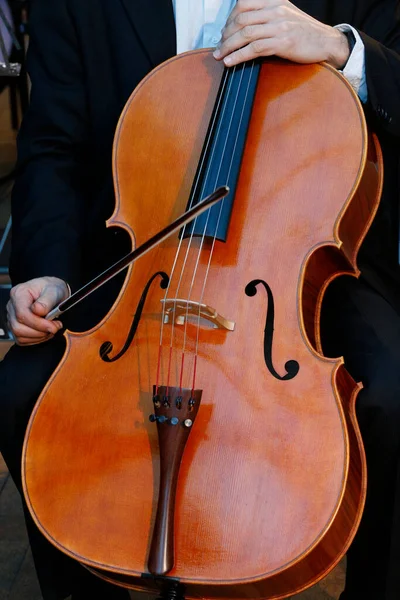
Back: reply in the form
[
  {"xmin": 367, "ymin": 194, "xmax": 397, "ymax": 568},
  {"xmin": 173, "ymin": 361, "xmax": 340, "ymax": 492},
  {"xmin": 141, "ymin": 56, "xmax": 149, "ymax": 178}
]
[{"xmin": 172, "ymin": 0, "xmax": 368, "ymax": 103}]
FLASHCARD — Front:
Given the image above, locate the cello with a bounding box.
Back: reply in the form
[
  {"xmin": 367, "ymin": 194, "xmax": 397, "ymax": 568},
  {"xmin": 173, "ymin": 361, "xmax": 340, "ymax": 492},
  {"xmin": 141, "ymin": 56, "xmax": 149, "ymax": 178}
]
[{"xmin": 22, "ymin": 49, "xmax": 382, "ymax": 599}]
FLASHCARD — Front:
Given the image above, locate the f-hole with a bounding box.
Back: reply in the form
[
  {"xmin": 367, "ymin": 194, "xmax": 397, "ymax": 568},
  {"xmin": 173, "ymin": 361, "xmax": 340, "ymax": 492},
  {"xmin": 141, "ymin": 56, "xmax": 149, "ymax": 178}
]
[
  {"xmin": 245, "ymin": 279, "xmax": 300, "ymax": 381},
  {"xmin": 100, "ymin": 271, "xmax": 169, "ymax": 362}
]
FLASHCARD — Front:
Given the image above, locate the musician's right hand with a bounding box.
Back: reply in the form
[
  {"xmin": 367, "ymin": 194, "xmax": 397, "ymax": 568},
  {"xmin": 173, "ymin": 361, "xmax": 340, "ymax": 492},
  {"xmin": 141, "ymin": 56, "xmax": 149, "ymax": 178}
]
[{"xmin": 6, "ymin": 276, "xmax": 69, "ymax": 346}]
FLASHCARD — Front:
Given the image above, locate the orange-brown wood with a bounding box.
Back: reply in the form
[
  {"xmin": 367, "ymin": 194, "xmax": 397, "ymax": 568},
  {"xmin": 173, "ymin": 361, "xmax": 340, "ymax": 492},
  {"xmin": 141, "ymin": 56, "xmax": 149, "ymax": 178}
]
[{"xmin": 22, "ymin": 50, "xmax": 382, "ymax": 599}]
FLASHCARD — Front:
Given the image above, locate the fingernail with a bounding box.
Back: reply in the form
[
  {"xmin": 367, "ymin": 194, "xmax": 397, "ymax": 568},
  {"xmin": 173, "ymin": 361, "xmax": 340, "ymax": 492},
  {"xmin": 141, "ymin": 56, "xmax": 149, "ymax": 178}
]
[
  {"xmin": 213, "ymin": 48, "xmax": 221, "ymax": 58},
  {"xmin": 224, "ymin": 56, "xmax": 233, "ymax": 66}
]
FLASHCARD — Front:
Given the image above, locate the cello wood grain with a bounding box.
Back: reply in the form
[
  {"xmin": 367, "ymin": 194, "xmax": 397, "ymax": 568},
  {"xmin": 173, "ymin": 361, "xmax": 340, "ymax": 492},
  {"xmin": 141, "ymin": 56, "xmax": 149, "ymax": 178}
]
[{"xmin": 22, "ymin": 50, "xmax": 382, "ymax": 599}]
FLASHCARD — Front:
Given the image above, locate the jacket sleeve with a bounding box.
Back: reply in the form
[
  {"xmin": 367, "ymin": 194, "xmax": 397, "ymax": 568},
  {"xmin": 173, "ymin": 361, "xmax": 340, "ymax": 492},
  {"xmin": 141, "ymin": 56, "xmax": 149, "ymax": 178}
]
[
  {"xmin": 10, "ymin": 0, "xmax": 89, "ymax": 289},
  {"xmin": 357, "ymin": 1, "xmax": 400, "ymax": 137}
]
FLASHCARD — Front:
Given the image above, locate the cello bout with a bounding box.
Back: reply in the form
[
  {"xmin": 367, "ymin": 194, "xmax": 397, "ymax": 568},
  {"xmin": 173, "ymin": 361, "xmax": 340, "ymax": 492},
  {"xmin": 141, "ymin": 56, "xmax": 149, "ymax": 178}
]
[{"xmin": 22, "ymin": 52, "xmax": 382, "ymax": 600}]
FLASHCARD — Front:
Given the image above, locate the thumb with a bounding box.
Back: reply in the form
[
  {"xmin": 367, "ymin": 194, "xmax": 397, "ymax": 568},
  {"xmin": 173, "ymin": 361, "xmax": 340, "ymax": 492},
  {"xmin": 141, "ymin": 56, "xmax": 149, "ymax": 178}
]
[{"xmin": 32, "ymin": 284, "xmax": 66, "ymax": 317}]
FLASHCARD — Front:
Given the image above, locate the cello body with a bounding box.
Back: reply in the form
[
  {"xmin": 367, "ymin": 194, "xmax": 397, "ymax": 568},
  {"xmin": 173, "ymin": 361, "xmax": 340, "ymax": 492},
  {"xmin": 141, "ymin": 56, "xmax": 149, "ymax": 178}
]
[{"xmin": 22, "ymin": 51, "xmax": 382, "ymax": 599}]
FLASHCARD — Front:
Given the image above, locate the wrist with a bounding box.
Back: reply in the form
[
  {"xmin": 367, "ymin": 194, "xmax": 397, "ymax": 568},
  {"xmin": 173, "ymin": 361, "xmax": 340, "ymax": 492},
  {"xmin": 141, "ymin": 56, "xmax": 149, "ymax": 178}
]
[{"xmin": 326, "ymin": 28, "xmax": 351, "ymax": 70}]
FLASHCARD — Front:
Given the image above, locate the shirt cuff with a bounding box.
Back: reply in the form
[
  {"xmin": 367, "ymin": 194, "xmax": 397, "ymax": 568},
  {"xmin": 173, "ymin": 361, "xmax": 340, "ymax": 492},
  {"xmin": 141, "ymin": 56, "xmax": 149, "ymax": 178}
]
[{"xmin": 334, "ymin": 24, "xmax": 368, "ymax": 104}]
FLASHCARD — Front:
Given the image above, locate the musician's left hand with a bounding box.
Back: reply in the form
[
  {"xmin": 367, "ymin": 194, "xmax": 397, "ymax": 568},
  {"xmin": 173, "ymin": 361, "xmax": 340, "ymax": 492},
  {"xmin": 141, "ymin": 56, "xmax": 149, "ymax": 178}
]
[{"xmin": 214, "ymin": 0, "xmax": 350, "ymax": 69}]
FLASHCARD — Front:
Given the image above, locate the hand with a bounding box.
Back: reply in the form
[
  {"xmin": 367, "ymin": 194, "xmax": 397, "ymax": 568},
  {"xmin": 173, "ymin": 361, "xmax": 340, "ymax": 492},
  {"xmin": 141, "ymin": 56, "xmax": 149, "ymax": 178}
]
[
  {"xmin": 7, "ymin": 276, "xmax": 70, "ymax": 346},
  {"xmin": 214, "ymin": 0, "xmax": 350, "ymax": 69}
]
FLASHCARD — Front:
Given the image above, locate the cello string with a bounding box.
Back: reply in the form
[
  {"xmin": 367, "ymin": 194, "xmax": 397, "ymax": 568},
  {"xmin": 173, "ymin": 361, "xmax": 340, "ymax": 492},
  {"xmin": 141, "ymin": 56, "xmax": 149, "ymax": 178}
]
[
  {"xmin": 180, "ymin": 62, "xmax": 248, "ymax": 368},
  {"xmin": 164, "ymin": 67, "xmax": 236, "ymax": 351},
  {"xmin": 166, "ymin": 65, "xmax": 241, "ymax": 391},
  {"xmin": 155, "ymin": 4, "xmax": 244, "ymax": 393},
  {"xmin": 155, "ymin": 65, "xmax": 235, "ymax": 393},
  {"xmin": 158, "ymin": 68, "xmax": 231, "ymax": 348},
  {"xmin": 158, "ymin": 58, "xmax": 254, "ymax": 393},
  {"xmin": 179, "ymin": 62, "xmax": 255, "ymax": 395},
  {"xmin": 191, "ymin": 60, "xmax": 257, "ymax": 391}
]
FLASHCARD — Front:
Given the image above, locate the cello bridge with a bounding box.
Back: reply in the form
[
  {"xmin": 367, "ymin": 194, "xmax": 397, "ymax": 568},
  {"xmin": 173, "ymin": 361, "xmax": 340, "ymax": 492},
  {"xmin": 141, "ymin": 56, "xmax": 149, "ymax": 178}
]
[{"xmin": 161, "ymin": 299, "xmax": 235, "ymax": 331}]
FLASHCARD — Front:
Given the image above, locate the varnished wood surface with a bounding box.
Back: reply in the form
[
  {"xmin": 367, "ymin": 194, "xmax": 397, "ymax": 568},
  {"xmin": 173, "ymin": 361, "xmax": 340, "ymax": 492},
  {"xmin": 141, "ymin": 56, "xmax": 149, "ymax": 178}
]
[
  {"xmin": 0, "ymin": 83, "xmax": 347, "ymax": 600},
  {"xmin": 0, "ymin": 453, "xmax": 344, "ymax": 599},
  {"xmin": 21, "ymin": 52, "xmax": 380, "ymax": 598}
]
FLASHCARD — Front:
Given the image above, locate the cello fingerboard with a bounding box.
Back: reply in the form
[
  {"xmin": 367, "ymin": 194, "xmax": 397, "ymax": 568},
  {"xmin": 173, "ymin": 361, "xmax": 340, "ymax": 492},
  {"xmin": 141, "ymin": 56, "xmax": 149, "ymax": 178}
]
[{"xmin": 183, "ymin": 60, "xmax": 260, "ymax": 242}]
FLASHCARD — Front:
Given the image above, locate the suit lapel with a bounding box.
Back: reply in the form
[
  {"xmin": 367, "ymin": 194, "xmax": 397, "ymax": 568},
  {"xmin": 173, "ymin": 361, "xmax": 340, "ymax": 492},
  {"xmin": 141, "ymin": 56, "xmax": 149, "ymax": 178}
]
[{"xmin": 119, "ymin": 0, "xmax": 176, "ymax": 67}]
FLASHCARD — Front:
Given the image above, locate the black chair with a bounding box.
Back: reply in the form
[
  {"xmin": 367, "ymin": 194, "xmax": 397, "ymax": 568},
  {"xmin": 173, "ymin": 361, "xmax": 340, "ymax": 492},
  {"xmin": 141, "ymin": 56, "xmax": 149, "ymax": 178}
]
[
  {"xmin": 0, "ymin": 0, "xmax": 29, "ymax": 131},
  {"xmin": 0, "ymin": 0, "xmax": 29, "ymax": 185},
  {"xmin": 0, "ymin": 218, "xmax": 11, "ymax": 340}
]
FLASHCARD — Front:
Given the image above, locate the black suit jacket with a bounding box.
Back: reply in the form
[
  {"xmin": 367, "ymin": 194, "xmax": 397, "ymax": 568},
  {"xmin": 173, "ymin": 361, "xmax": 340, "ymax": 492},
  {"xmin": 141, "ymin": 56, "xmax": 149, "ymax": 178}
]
[{"xmin": 9, "ymin": 0, "xmax": 400, "ymax": 315}]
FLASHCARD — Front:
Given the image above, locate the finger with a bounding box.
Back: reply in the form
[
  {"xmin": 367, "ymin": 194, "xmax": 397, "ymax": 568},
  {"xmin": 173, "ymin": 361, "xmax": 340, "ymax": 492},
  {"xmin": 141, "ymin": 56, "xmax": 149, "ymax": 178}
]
[
  {"xmin": 31, "ymin": 284, "xmax": 68, "ymax": 318},
  {"xmin": 222, "ymin": 9, "xmax": 272, "ymax": 41},
  {"xmin": 216, "ymin": 24, "xmax": 277, "ymax": 60},
  {"xmin": 225, "ymin": 0, "xmax": 283, "ymax": 29},
  {"xmin": 7, "ymin": 308, "xmax": 52, "ymax": 344},
  {"xmin": 9, "ymin": 290, "xmax": 62, "ymax": 335},
  {"xmin": 15, "ymin": 335, "xmax": 54, "ymax": 347},
  {"xmin": 10, "ymin": 320, "xmax": 53, "ymax": 340},
  {"xmin": 7, "ymin": 307, "xmax": 52, "ymax": 345},
  {"xmin": 222, "ymin": 38, "xmax": 277, "ymax": 66},
  {"xmin": 7, "ymin": 297, "xmax": 61, "ymax": 337}
]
